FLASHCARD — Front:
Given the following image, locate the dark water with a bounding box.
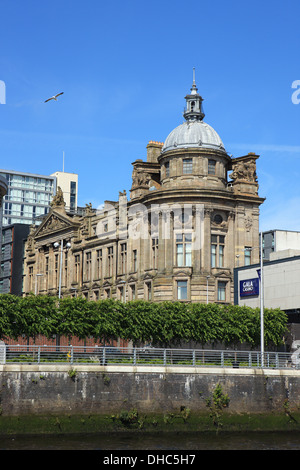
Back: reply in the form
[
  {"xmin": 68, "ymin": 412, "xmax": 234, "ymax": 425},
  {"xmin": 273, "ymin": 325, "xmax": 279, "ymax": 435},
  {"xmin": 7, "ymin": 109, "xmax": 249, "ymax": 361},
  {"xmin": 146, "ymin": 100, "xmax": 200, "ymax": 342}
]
[{"xmin": 1, "ymin": 431, "xmax": 300, "ymax": 450}]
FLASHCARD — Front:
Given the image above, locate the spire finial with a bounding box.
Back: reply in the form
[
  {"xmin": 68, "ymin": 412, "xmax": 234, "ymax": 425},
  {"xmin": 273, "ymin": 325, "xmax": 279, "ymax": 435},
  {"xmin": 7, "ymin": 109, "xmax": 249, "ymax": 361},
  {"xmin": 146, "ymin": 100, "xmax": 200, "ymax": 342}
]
[{"xmin": 183, "ymin": 68, "xmax": 205, "ymax": 121}]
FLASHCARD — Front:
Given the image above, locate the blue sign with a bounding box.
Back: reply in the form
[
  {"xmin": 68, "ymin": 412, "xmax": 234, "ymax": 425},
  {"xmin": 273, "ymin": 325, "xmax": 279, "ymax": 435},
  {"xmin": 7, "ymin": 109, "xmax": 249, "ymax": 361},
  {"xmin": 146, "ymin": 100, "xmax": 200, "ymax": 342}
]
[{"xmin": 240, "ymin": 278, "xmax": 259, "ymax": 297}]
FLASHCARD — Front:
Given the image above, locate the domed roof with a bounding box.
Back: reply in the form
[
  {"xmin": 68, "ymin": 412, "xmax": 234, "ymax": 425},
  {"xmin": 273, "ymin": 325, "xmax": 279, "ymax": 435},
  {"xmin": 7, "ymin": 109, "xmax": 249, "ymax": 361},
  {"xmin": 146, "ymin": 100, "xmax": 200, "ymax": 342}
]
[
  {"xmin": 161, "ymin": 70, "xmax": 226, "ymax": 154},
  {"xmin": 161, "ymin": 120, "xmax": 226, "ymax": 154}
]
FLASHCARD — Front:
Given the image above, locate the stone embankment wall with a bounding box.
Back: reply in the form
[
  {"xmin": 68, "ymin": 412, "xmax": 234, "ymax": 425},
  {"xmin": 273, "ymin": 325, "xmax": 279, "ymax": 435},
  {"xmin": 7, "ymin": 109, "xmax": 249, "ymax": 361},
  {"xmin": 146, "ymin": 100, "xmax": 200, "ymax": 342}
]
[{"xmin": 0, "ymin": 364, "xmax": 299, "ymax": 417}]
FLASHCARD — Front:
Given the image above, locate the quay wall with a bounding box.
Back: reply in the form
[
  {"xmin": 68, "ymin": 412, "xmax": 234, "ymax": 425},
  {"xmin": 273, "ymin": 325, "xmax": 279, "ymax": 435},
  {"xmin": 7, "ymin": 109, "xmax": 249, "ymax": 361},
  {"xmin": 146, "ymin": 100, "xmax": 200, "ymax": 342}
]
[{"xmin": 0, "ymin": 364, "xmax": 300, "ymax": 417}]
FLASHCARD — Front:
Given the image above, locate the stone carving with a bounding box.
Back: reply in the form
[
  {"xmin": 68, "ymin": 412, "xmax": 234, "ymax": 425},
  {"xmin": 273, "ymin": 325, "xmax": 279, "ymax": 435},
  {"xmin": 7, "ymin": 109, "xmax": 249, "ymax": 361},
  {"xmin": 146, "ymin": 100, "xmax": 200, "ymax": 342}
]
[
  {"xmin": 245, "ymin": 216, "xmax": 253, "ymax": 232},
  {"xmin": 132, "ymin": 168, "xmax": 151, "ymax": 188},
  {"xmin": 50, "ymin": 186, "xmax": 66, "ymax": 208},
  {"xmin": 230, "ymin": 159, "xmax": 257, "ymax": 183},
  {"xmin": 39, "ymin": 215, "xmax": 69, "ymax": 234}
]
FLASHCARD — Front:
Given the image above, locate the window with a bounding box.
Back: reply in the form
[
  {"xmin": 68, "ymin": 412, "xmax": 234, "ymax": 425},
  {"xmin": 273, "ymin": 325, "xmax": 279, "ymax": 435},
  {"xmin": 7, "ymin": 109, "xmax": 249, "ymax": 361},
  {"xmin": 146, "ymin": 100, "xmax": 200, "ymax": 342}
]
[
  {"xmin": 54, "ymin": 254, "xmax": 59, "ymax": 288},
  {"xmin": 75, "ymin": 254, "xmax": 80, "ymax": 283},
  {"xmin": 105, "ymin": 288, "xmax": 111, "ymax": 299},
  {"xmin": 130, "ymin": 284, "xmax": 136, "ymax": 300},
  {"xmin": 211, "ymin": 235, "xmax": 225, "ymax": 268},
  {"xmin": 183, "ymin": 158, "xmax": 193, "ymax": 174},
  {"xmin": 45, "ymin": 256, "xmax": 49, "ymax": 289},
  {"xmin": 64, "ymin": 251, "xmax": 68, "ymax": 286},
  {"xmin": 145, "ymin": 281, "xmax": 152, "ymax": 301},
  {"xmin": 70, "ymin": 181, "xmax": 76, "ymax": 210},
  {"xmin": 96, "ymin": 249, "xmax": 102, "ymax": 279},
  {"xmin": 176, "ymin": 233, "xmax": 192, "ymax": 266},
  {"xmin": 165, "ymin": 161, "xmax": 170, "ymax": 178},
  {"xmin": 132, "ymin": 249, "xmax": 137, "ymax": 272},
  {"xmin": 118, "ymin": 285, "xmax": 125, "ymax": 302},
  {"xmin": 244, "ymin": 247, "xmax": 252, "ymax": 266},
  {"xmin": 218, "ymin": 281, "xmax": 226, "ymax": 301},
  {"xmin": 120, "ymin": 243, "xmax": 127, "ymax": 274},
  {"xmin": 86, "ymin": 252, "xmax": 92, "ymax": 280},
  {"xmin": 107, "ymin": 246, "xmax": 114, "ymax": 277},
  {"xmin": 177, "ymin": 280, "xmax": 187, "ymax": 300},
  {"xmin": 208, "ymin": 159, "xmax": 216, "ymax": 175},
  {"xmin": 152, "ymin": 237, "xmax": 158, "ymax": 269},
  {"xmin": 29, "ymin": 266, "xmax": 33, "ymax": 292}
]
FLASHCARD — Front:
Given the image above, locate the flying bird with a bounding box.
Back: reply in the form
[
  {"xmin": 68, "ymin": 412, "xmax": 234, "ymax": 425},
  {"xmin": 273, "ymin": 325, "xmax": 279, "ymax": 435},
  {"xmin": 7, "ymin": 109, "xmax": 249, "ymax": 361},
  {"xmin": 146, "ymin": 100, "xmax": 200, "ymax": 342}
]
[{"xmin": 44, "ymin": 92, "xmax": 64, "ymax": 103}]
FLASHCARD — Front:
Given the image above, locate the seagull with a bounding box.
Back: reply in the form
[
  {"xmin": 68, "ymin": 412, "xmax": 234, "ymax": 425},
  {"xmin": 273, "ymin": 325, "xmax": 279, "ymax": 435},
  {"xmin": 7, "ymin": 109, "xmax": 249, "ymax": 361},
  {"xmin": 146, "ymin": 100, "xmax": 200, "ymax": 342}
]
[{"xmin": 44, "ymin": 92, "xmax": 64, "ymax": 103}]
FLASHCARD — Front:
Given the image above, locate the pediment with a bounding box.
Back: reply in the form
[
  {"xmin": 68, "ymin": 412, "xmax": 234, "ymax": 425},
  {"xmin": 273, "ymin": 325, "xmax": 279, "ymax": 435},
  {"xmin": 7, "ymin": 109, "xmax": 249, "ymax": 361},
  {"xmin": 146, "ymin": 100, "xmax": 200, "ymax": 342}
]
[{"xmin": 34, "ymin": 210, "xmax": 78, "ymax": 238}]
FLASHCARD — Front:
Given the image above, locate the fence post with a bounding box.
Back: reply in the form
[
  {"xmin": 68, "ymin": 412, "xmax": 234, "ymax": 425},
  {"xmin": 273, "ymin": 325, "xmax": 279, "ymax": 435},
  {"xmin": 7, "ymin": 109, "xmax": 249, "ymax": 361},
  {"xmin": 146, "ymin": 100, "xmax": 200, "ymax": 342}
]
[
  {"xmin": 163, "ymin": 349, "xmax": 167, "ymax": 366},
  {"xmin": 221, "ymin": 351, "xmax": 224, "ymax": 367},
  {"xmin": 70, "ymin": 346, "xmax": 74, "ymax": 365},
  {"xmin": 192, "ymin": 350, "xmax": 195, "ymax": 366},
  {"xmin": 133, "ymin": 347, "xmax": 136, "ymax": 366},
  {"xmin": 0, "ymin": 343, "xmax": 6, "ymax": 364},
  {"xmin": 38, "ymin": 346, "xmax": 41, "ymax": 364}
]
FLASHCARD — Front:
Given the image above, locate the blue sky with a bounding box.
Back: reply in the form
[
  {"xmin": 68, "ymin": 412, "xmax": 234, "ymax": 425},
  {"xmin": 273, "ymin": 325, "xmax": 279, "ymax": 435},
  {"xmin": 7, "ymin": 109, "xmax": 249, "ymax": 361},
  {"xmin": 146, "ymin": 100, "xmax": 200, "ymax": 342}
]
[{"xmin": 1, "ymin": 0, "xmax": 300, "ymax": 232}]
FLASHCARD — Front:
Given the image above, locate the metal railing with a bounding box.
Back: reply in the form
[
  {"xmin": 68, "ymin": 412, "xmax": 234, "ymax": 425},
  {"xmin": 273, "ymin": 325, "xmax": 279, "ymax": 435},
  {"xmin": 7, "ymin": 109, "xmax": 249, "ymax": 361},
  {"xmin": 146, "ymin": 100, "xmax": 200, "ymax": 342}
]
[{"xmin": 0, "ymin": 345, "xmax": 299, "ymax": 370}]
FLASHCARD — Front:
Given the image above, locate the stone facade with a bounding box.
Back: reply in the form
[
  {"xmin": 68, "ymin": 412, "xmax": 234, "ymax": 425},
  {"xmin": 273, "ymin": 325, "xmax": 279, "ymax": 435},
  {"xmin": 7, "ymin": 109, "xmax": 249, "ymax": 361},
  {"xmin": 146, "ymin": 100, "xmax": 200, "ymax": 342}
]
[{"xmin": 23, "ymin": 77, "xmax": 265, "ymax": 303}]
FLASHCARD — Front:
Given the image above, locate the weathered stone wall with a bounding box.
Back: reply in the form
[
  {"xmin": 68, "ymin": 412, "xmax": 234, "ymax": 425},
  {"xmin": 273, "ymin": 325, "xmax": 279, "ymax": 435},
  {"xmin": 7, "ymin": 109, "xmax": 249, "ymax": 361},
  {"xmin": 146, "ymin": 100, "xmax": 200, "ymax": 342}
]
[{"xmin": 1, "ymin": 365, "xmax": 299, "ymax": 417}]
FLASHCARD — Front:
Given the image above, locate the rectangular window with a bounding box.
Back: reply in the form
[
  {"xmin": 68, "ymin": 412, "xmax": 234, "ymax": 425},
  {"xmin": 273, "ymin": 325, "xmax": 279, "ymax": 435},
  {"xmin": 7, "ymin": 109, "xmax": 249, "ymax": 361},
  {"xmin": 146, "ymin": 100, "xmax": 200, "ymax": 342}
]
[
  {"xmin": 45, "ymin": 256, "xmax": 49, "ymax": 289},
  {"xmin": 75, "ymin": 254, "xmax": 80, "ymax": 283},
  {"xmin": 244, "ymin": 247, "xmax": 251, "ymax": 266},
  {"xmin": 211, "ymin": 234, "xmax": 225, "ymax": 268},
  {"xmin": 96, "ymin": 249, "xmax": 102, "ymax": 279},
  {"xmin": 183, "ymin": 158, "xmax": 193, "ymax": 174},
  {"xmin": 177, "ymin": 280, "xmax": 188, "ymax": 300},
  {"xmin": 165, "ymin": 161, "xmax": 170, "ymax": 177},
  {"xmin": 152, "ymin": 237, "xmax": 158, "ymax": 269},
  {"xmin": 133, "ymin": 249, "xmax": 137, "ymax": 272},
  {"xmin": 86, "ymin": 252, "xmax": 92, "ymax": 280},
  {"xmin": 54, "ymin": 254, "xmax": 59, "ymax": 288},
  {"xmin": 218, "ymin": 281, "xmax": 226, "ymax": 301},
  {"xmin": 108, "ymin": 246, "xmax": 114, "ymax": 277},
  {"xmin": 118, "ymin": 285, "xmax": 125, "ymax": 302},
  {"xmin": 176, "ymin": 233, "xmax": 192, "ymax": 266},
  {"xmin": 120, "ymin": 243, "xmax": 127, "ymax": 274},
  {"xmin": 29, "ymin": 266, "xmax": 33, "ymax": 292},
  {"xmin": 145, "ymin": 281, "xmax": 152, "ymax": 301},
  {"xmin": 130, "ymin": 284, "xmax": 136, "ymax": 300},
  {"xmin": 208, "ymin": 159, "xmax": 216, "ymax": 175},
  {"xmin": 64, "ymin": 251, "xmax": 68, "ymax": 286}
]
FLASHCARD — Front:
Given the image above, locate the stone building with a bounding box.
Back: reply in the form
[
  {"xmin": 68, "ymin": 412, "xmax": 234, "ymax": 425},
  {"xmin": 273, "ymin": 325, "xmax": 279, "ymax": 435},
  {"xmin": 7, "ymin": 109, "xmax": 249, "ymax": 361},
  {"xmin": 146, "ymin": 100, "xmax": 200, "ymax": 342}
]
[{"xmin": 23, "ymin": 75, "xmax": 265, "ymax": 303}]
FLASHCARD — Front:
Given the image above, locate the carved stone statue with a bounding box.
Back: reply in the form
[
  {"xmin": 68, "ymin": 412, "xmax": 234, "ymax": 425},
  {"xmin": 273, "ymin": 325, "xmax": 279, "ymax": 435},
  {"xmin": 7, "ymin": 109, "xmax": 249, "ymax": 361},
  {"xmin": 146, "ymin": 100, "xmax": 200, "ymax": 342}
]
[
  {"xmin": 230, "ymin": 159, "xmax": 257, "ymax": 183},
  {"xmin": 50, "ymin": 186, "xmax": 66, "ymax": 207}
]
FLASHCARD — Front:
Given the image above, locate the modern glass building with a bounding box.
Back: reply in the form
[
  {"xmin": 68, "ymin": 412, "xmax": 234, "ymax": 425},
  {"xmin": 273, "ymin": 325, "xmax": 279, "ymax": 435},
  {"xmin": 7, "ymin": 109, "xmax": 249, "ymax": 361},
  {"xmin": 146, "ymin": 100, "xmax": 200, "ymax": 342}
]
[
  {"xmin": 0, "ymin": 169, "xmax": 78, "ymax": 295},
  {"xmin": 0, "ymin": 170, "xmax": 56, "ymax": 226}
]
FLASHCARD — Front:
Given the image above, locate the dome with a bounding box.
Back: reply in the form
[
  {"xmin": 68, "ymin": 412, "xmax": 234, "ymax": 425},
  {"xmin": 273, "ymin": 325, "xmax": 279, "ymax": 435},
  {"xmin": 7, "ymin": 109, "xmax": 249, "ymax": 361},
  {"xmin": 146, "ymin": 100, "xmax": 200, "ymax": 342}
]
[{"xmin": 161, "ymin": 120, "xmax": 226, "ymax": 154}]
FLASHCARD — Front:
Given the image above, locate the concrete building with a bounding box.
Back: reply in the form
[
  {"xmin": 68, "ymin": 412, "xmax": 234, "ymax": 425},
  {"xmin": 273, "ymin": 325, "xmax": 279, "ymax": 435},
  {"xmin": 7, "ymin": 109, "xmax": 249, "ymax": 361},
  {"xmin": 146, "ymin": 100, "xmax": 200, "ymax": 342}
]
[
  {"xmin": 50, "ymin": 171, "xmax": 78, "ymax": 213},
  {"xmin": 23, "ymin": 75, "xmax": 265, "ymax": 302},
  {"xmin": 0, "ymin": 169, "xmax": 78, "ymax": 295},
  {"xmin": 0, "ymin": 224, "xmax": 30, "ymax": 295},
  {"xmin": 262, "ymin": 229, "xmax": 300, "ymax": 260},
  {"xmin": 234, "ymin": 251, "xmax": 300, "ymax": 346}
]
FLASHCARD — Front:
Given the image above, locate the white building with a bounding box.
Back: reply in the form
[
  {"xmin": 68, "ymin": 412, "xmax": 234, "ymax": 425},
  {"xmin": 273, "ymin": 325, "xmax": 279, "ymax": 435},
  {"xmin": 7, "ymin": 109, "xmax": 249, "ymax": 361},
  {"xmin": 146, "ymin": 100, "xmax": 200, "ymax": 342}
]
[
  {"xmin": 262, "ymin": 230, "xmax": 300, "ymax": 260},
  {"xmin": 50, "ymin": 171, "xmax": 78, "ymax": 213}
]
